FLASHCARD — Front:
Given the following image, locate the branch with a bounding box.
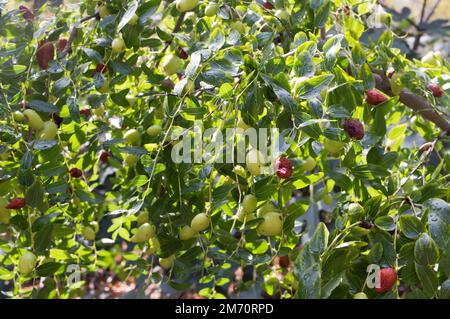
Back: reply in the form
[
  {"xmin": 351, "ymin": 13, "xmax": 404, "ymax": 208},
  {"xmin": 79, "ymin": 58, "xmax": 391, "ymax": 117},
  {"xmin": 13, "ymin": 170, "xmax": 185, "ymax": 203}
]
[
  {"xmin": 373, "ymin": 71, "xmax": 450, "ymax": 133},
  {"xmin": 63, "ymin": 13, "xmax": 99, "ymax": 55},
  {"xmin": 377, "ymin": 0, "xmax": 420, "ymax": 30},
  {"xmin": 425, "ymin": 0, "xmax": 441, "ymax": 22}
]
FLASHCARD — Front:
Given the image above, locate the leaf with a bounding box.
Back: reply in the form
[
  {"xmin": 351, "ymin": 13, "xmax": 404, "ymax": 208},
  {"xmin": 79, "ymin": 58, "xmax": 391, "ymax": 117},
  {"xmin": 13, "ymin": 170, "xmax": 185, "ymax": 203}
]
[
  {"xmin": 424, "ymin": 199, "xmax": 450, "ymax": 254},
  {"xmin": 36, "ymin": 262, "xmax": 63, "ymax": 276},
  {"xmin": 34, "ymin": 140, "xmax": 57, "ymax": 150},
  {"xmin": 414, "ymin": 233, "xmax": 440, "ymax": 265},
  {"xmin": 117, "ymin": 0, "xmax": 138, "ymax": 32},
  {"xmin": 295, "ymin": 74, "xmax": 334, "ymax": 99},
  {"xmin": 25, "ymin": 181, "xmax": 45, "ymax": 209},
  {"xmin": 261, "ymin": 74, "xmax": 297, "ymax": 113},
  {"xmin": 309, "ymin": 222, "xmax": 329, "ymax": 255},
  {"xmin": 28, "ymin": 100, "xmax": 59, "ymax": 113},
  {"xmin": 399, "ymin": 215, "xmax": 423, "ymax": 240},
  {"xmin": 375, "ymin": 216, "xmax": 395, "ymax": 231},
  {"xmin": 185, "ymin": 51, "xmax": 201, "ymax": 78},
  {"xmin": 415, "ymin": 263, "xmax": 438, "ymax": 298}
]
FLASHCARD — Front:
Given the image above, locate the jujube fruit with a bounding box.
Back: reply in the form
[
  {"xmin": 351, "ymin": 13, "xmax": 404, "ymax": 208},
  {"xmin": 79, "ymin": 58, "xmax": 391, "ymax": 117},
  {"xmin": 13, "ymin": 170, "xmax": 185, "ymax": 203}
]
[
  {"xmin": 162, "ymin": 54, "xmax": 182, "ymax": 76},
  {"xmin": 99, "ymin": 151, "xmax": 110, "ymax": 163},
  {"xmin": 57, "ymin": 38, "xmax": 68, "ymax": 52},
  {"xmin": 128, "ymin": 14, "xmax": 139, "ymax": 25},
  {"xmin": 353, "ymin": 292, "xmax": 368, "ymax": 299},
  {"xmin": 24, "ymin": 109, "xmax": 44, "ymax": 130},
  {"xmin": 242, "ymin": 194, "xmax": 257, "ymax": 213},
  {"xmin": 366, "ymin": 89, "xmax": 387, "ymax": 105},
  {"xmin": 146, "ymin": 125, "xmax": 162, "ymax": 137},
  {"xmin": 323, "ymin": 138, "xmax": 346, "ymax": 155},
  {"xmin": 343, "ymin": 118, "xmax": 364, "ymax": 140},
  {"xmin": 136, "ymin": 211, "xmax": 149, "ymax": 225},
  {"xmin": 40, "ymin": 121, "xmax": 58, "ymax": 140},
  {"xmin": 82, "ymin": 226, "xmax": 96, "ymax": 240},
  {"xmin": 124, "ymin": 129, "xmax": 141, "ymax": 144},
  {"xmin": 190, "ymin": 213, "xmax": 210, "ymax": 232},
  {"xmin": 36, "ymin": 40, "xmax": 55, "ymax": 70},
  {"xmin": 205, "ymin": 3, "xmax": 219, "ymax": 16},
  {"xmin": 375, "ymin": 268, "xmax": 397, "ymax": 293},
  {"xmin": 13, "ymin": 111, "xmax": 24, "ymax": 122},
  {"xmin": 69, "ymin": 168, "xmax": 83, "ymax": 178},
  {"xmin": 6, "ymin": 198, "xmax": 26, "ymax": 209},
  {"xmin": 246, "ymin": 149, "xmax": 265, "ymax": 176},
  {"xmin": 159, "ymin": 255, "xmax": 175, "ymax": 269},
  {"xmin": 179, "ymin": 225, "xmax": 197, "ymax": 240},
  {"xmin": 131, "ymin": 223, "xmax": 155, "ymax": 243},
  {"xmin": 18, "ymin": 252, "xmax": 37, "ymax": 274},
  {"xmin": 301, "ymin": 157, "xmax": 316, "ymax": 172},
  {"xmin": 19, "ymin": 5, "xmax": 34, "ymax": 22},
  {"xmin": 175, "ymin": 0, "xmax": 199, "ymax": 12},
  {"xmin": 257, "ymin": 212, "xmax": 283, "ymax": 236},
  {"xmin": 275, "ymin": 156, "xmax": 292, "ymax": 179},
  {"xmin": 112, "ymin": 37, "xmax": 126, "ymax": 53},
  {"xmin": 124, "ymin": 154, "xmax": 139, "ymax": 167},
  {"xmin": 427, "ymin": 83, "xmax": 444, "ymax": 97}
]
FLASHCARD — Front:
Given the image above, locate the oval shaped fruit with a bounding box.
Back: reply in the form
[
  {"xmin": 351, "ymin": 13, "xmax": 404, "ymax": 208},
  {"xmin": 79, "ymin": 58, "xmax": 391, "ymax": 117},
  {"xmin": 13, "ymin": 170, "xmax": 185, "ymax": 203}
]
[
  {"xmin": 242, "ymin": 194, "xmax": 257, "ymax": 213},
  {"xmin": 131, "ymin": 222, "xmax": 155, "ymax": 243},
  {"xmin": 147, "ymin": 237, "xmax": 160, "ymax": 255},
  {"xmin": 275, "ymin": 9, "xmax": 289, "ymax": 20},
  {"xmin": 175, "ymin": 0, "xmax": 199, "ymax": 12},
  {"xmin": 162, "ymin": 54, "xmax": 182, "ymax": 76},
  {"xmin": 205, "ymin": 3, "xmax": 218, "ymax": 17},
  {"xmin": 82, "ymin": 226, "xmax": 96, "ymax": 240},
  {"xmin": 137, "ymin": 211, "xmax": 149, "ymax": 225},
  {"xmin": 159, "ymin": 255, "xmax": 175, "ymax": 269},
  {"xmin": 146, "ymin": 125, "xmax": 162, "ymax": 137},
  {"xmin": 390, "ymin": 72, "xmax": 404, "ymax": 96},
  {"xmin": 36, "ymin": 40, "xmax": 55, "ymax": 70},
  {"xmin": 375, "ymin": 268, "xmax": 397, "ymax": 293},
  {"xmin": 348, "ymin": 203, "xmax": 364, "ymax": 215},
  {"xmin": 421, "ymin": 51, "xmax": 442, "ymax": 66},
  {"xmin": 126, "ymin": 94, "xmax": 136, "ymax": 106},
  {"xmin": 93, "ymin": 106, "xmax": 105, "ymax": 116},
  {"xmin": 90, "ymin": 221, "xmax": 100, "ymax": 233},
  {"xmin": 323, "ymin": 138, "xmax": 346, "ymax": 155},
  {"xmin": 354, "ymin": 292, "xmax": 368, "ymax": 299},
  {"xmin": 97, "ymin": 80, "xmax": 110, "ymax": 94},
  {"xmin": 190, "ymin": 213, "xmax": 210, "ymax": 232},
  {"xmin": 19, "ymin": 251, "xmax": 37, "ymax": 274},
  {"xmin": 301, "ymin": 157, "xmax": 316, "ymax": 172},
  {"xmin": 40, "ymin": 121, "xmax": 58, "ymax": 140},
  {"xmin": 179, "ymin": 225, "xmax": 197, "ymax": 240},
  {"xmin": 97, "ymin": 4, "xmax": 110, "ymax": 18},
  {"xmin": 230, "ymin": 21, "xmax": 246, "ymax": 34},
  {"xmin": 13, "ymin": 111, "xmax": 24, "ymax": 122},
  {"xmin": 257, "ymin": 212, "xmax": 283, "ymax": 236},
  {"xmin": 233, "ymin": 165, "xmax": 247, "ymax": 178},
  {"xmin": 128, "ymin": 14, "xmax": 139, "ymax": 25},
  {"xmin": 112, "ymin": 37, "xmax": 126, "ymax": 53},
  {"xmin": 323, "ymin": 193, "xmax": 333, "ymax": 205},
  {"xmin": 124, "ymin": 129, "xmax": 141, "ymax": 144},
  {"xmin": 24, "ymin": 109, "xmax": 44, "ymax": 130},
  {"xmin": 124, "ymin": 154, "xmax": 139, "ymax": 167},
  {"xmin": 183, "ymin": 79, "xmax": 195, "ymax": 94},
  {"xmin": 237, "ymin": 207, "xmax": 256, "ymax": 222},
  {"xmin": 256, "ymin": 202, "xmax": 276, "ymax": 217},
  {"xmin": 246, "ymin": 149, "xmax": 265, "ymax": 176}
]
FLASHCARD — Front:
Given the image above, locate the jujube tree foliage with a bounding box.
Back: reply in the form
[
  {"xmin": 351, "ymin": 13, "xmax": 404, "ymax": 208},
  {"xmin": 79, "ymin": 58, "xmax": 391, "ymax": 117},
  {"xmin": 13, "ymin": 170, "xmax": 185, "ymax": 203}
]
[{"xmin": 0, "ymin": 0, "xmax": 449, "ymax": 299}]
